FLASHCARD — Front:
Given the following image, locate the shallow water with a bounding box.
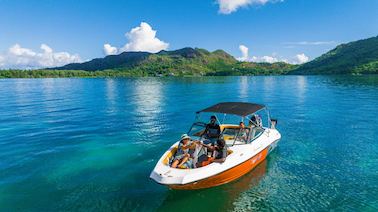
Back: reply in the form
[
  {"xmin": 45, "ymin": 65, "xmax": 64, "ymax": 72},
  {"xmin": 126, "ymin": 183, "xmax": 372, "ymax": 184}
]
[{"xmin": 0, "ymin": 76, "xmax": 377, "ymax": 211}]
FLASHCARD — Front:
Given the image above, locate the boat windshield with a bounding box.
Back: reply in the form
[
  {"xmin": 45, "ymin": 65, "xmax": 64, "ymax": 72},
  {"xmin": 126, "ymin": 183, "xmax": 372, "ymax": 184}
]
[
  {"xmin": 187, "ymin": 122, "xmax": 207, "ymax": 138},
  {"xmin": 187, "ymin": 121, "xmax": 264, "ymax": 146},
  {"xmin": 221, "ymin": 125, "xmax": 265, "ymax": 146}
]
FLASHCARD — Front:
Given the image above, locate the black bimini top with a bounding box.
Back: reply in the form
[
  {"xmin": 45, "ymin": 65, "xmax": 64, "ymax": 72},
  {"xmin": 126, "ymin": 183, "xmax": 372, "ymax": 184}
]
[{"xmin": 197, "ymin": 102, "xmax": 265, "ymax": 117}]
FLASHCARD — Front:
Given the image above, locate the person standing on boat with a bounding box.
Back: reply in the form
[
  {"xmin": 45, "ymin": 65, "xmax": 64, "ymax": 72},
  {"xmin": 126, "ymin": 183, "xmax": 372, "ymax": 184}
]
[{"xmin": 201, "ymin": 115, "xmax": 221, "ymax": 144}]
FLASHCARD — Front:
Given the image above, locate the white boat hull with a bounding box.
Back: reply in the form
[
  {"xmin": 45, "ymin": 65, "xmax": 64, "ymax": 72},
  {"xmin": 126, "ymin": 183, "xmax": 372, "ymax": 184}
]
[{"xmin": 150, "ymin": 128, "xmax": 281, "ymax": 190}]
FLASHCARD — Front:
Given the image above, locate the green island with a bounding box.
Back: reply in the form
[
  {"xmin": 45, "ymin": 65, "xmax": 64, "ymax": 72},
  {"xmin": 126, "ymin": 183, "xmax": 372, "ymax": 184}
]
[
  {"xmin": 290, "ymin": 36, "xmax": 378, "ymax": 75},
  {"xmin": 1, "ymin": 36, "xmax": 377, "ymax": 78}
]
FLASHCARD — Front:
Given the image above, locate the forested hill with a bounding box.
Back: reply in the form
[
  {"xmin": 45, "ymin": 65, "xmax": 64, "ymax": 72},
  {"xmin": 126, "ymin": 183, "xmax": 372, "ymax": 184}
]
[
  {"xmin": 50, "ymin": 47, "xmax": 295, "ymax": 76},
  {"xmin": 2, "ymin": 36, "xmax": 378, "ymax": 78},
  {"xmin": 290, "ymin": 36, "xmax": 378, "ymax": 75}
]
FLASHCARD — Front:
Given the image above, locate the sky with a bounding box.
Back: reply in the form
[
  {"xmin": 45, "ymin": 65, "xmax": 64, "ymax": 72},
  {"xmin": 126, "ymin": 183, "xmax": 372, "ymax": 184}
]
[{"xmin": 0, "ymin": 0, "xmax": 377, "ymax": 69}]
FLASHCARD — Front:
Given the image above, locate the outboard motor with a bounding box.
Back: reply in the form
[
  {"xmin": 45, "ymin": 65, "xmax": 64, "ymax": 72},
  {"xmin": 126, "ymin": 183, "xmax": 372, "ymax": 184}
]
[{"xmin": 270, "ymin": 119, "xmax": 278, "ymax": 129}]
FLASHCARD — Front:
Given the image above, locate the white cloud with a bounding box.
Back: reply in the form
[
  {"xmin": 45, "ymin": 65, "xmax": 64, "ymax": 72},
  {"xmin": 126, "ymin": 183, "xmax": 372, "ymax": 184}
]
[
  {"xmin": 0, "ymin": 55, "xmax": 4, "ymax": 67},
  {"xmin": 40, "ymin": 44, "xmax": 53, "ymax": 53},
  {"xmin": 237, "ymin": 45, "xmax": 249, "ymax": 61},
  {"xmin": 237, "ymin": 44, "xmax": 284, "ymax": 63},
  {"xmin": 103, "ymin": 43, "xmax": 118, "ymax": 55},
  {"xmin": 0, "ymin": 44, "xmax": 81, "ymax": 69},
  {"xmin": 217, "ymin": 0, "xmax": 281, "ymax": 14},
  {"xmin": 251, "ymin": 55, "xmax": 281, "ymax": 63},
  {"xmin": 237, "ymin": 44, "xmax": 309, "ymax": 64},
  {"xmin": 104, "ymin": 22, "xmax": 169, "ymax": 55},
  {"xmin": 283, "ymin": 41, "xmax": 335, "ymax": 46},
  {"xmin": 293, "ymin": 53, "xmax": 309, "ymax": 64},
  {"xmin": 121, "ymin": 22, "xmax": 169, "ymax": 53}
]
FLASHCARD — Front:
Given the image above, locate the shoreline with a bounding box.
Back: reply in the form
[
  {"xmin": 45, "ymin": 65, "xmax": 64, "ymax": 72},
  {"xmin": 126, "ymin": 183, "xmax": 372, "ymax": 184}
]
[{"xmin": 0, "ymin": 70, "xmax": 374, "ymax": 79}]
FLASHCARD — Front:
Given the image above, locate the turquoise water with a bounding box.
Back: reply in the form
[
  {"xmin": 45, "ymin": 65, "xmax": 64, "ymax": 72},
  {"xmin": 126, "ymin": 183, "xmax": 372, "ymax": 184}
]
[{"xmin": 0, "ymin": 76, "xmax": 377, "ymax": 211}]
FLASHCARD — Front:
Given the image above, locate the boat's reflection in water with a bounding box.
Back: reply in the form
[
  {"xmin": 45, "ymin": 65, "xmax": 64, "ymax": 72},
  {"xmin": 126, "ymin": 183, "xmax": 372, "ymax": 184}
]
[{"xmin": 158, "ymin": 159, "xmax": 269, "ymax": 211}]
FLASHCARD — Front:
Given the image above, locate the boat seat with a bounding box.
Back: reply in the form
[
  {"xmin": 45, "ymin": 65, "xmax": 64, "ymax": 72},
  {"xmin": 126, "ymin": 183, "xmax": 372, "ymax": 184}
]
[{"xmin": 164, "ymin": 144, "xmax": 233, "ymax": 168}]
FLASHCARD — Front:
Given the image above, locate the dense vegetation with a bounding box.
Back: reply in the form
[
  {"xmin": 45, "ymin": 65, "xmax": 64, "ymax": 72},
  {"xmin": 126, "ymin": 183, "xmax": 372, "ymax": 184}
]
[
  {"xmin": 0, "ymin": 48, "xmax": 296, "ymax": 78},
  {"xmin": 1, "ymin": 36, "xmax": 378, "ymax": 78},
  {"xmin": 290, "ymin": 36, "xmax": 378, "ymax": 75},
  {"xmin": 209, "ymin": 62, "xmax": 295, "ymax": 76},
  {"xmin": 0, "ymin": 69, "xmax": 146, "ymax": 78}
]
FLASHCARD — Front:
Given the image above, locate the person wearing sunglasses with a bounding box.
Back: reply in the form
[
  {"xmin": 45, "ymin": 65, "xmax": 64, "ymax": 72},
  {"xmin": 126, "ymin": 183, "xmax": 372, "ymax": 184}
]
[{"xmin": 201, "ymin": 115, "xmax": 221, "ymax": 144}]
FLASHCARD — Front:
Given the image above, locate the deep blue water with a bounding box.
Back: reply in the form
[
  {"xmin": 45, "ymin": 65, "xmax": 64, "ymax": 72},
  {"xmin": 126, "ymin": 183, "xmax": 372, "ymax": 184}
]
[{"xmin": 0, "ymin": 76, "xmax": 377, "ymax": 211}]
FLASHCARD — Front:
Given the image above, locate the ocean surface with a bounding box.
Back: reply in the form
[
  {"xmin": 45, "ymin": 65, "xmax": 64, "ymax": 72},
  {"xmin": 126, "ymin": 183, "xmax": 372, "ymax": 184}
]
[{"xmin": 0, "ymin": 76, "xmax": 377, "ymax": 211}]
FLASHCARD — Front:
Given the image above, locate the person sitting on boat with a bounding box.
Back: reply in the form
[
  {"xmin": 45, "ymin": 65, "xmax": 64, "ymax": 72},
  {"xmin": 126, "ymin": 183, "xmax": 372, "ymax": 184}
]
[
  {"xmin": 195, "ymin": 138, "xmax": 228, "ymax": 166},
  {"xmin": 171, "ymin": 134, "xmax": 193, "ymax": 168},
  {"xmin": 201, "ymin": 115, "xmax": 221, "ymax": 144},
  {"xmin": 238, "ymin": 121, "xmax": 250, "ymax": 142},
  {"xmin": 213, "ymin": 139, "xmax": 228, "ymax": 163}
]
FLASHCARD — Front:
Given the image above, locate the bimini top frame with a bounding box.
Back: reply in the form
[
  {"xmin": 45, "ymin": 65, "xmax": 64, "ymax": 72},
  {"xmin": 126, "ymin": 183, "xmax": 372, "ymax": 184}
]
[
  {"xmin": 197, "ymin": 102, "xmax": 265, "ymax": 117},
  {"xmin": 196, "ymin": 102, "xmax": 272, "ymax": 128}
]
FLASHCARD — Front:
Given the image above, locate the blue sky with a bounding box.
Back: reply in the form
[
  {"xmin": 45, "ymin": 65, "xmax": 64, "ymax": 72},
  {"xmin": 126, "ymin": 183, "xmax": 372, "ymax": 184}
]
[{"xmin": 0, "ymin": 0, "xmax": 377, "ymax": 68}]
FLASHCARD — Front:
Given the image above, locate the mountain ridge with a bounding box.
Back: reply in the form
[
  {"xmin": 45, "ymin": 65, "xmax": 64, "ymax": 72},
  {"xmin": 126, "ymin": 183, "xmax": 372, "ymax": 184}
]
[
  {"xmin": 51, "ymin": 47, "xmax": 294, "ymax": 76},
  {"xmin": 2, "ymin": 36, "xmax": 378, "ymax": 78},
  {"xmin": 290, "ymin": 35, "xmax": 378, "ymax": 74}
]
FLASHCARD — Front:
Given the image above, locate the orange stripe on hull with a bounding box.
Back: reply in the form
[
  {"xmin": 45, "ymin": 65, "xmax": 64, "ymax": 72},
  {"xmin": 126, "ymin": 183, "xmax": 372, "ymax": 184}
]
[{"xmin": 169, "ymin": 147, "xmax": 269, "ymax": 190}]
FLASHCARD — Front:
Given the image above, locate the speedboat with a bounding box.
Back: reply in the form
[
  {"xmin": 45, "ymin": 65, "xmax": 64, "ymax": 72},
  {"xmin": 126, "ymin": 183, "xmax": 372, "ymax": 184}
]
[{"xmin": 150, "ymin": 102, "xmax": 281, "ymax": 190}]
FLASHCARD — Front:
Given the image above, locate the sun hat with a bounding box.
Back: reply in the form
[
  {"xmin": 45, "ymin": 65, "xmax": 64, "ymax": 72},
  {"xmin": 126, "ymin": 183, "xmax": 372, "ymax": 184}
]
[{"xmin": 181, "ymin": 134, "xmax": 191, "ymax": 141}]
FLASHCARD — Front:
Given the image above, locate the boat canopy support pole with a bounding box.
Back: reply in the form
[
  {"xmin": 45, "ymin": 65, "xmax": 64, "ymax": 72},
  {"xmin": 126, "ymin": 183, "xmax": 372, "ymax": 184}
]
[
  {"xmin": 221, "ymin": 113, "xmax": 226, "ymax": 125},
  {"xmin": 265, "ymin": 108, "xmax": 271, "ymax": 128},
  {"xmin": 214, "ymin": 114, "xmax": 222, "ymax": 125}
]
